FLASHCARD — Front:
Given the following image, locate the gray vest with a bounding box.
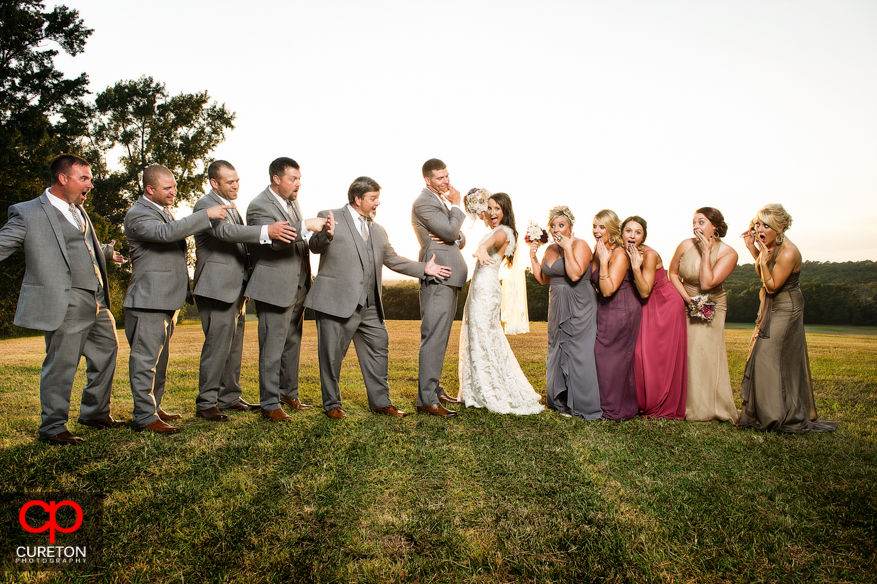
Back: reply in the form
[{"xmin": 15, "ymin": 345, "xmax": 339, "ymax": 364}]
[{"xmin": 53, "ymin": 208, "xmax": 102, "ymax": 292}]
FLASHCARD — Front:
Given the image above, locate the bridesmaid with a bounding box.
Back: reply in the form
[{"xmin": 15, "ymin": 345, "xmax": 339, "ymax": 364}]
[
  {"xmin": 623, "ymin": 216, "xmax": 687, "ymax": 419},
  {"xmin": 530, "ymin": 206, "xmax": 602, "ymax": 420},
  {"xmin": 668, "ymin": 207, "xmax": 738, "ymax": 423},
  {"xmin": 738, "ymin": 204, "xmax": 836, "ymax": 433},
  {"xmin": 589, "ymin": 209, "xmax": 640, "ymax": 421}
]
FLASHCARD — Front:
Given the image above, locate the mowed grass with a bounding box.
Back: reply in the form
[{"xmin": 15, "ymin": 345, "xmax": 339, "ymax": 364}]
[{"xmin": 0, "ymin": 321, "xmax": 875, "ymax": 583}]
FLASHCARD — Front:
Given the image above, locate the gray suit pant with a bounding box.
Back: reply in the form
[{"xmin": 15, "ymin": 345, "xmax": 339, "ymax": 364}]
[
  {"xmin": 39, "ymin": 288, "xmax": 118, "ymax": 438},
  {"xmin": 125, "ymin": 308, "xmax": 176, "ymax": 428},
  {"xmin": 254, "ymin": 285, "xmax": 307, "ymax": 412},
  {"xmin": 418, "ymin": 281, "xmax": 458, "ymax": 407},
  {"xmin": 315, "ymin": 302, "xmax": 393, "ymax": 411},
  {"xmin": 195, "ymin": 294, "xmax": 246, "ymax": 410}
]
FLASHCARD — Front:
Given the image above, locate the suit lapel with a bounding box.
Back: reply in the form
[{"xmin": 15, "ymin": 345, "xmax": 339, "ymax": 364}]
[
  {"xmin": 423, "ymin": 189, "xmax": 450, "ymax": 217},
  {"xmin": 267, "ymin": 191, "xmax": 293, "ymax": 222},
  {"xmin": 146, "ymin": 199, "xmax": 187, "ymax": 254},
  {"xmin": 342, "ymin": 208, "xmax": 367, "ymax": 265},
  {"xmin": 83, "ymin": 210, "xmax": 108, "ymax": 279}
]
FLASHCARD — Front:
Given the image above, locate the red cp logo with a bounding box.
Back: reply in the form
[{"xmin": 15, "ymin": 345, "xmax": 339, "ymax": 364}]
[{"xmin": 19, "ymin": 500, "xmax": 83, "ymax": 543}]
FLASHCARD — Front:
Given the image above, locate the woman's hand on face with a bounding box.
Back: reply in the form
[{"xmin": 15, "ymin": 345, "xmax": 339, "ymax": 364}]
[
  {"xmin": 695, "ymin": 228, "xmax": 713, "ymax": 253},
  {"xmin": 595, "ymin": 239, "xmax": 611, "ymax": 263},
  {"xmin": 555, "ymin": 233, "xmax": 572, "ymax": 253},
  {"xmin": 625, "ymin": 242, "xmax": 643, "ymax": 270}
]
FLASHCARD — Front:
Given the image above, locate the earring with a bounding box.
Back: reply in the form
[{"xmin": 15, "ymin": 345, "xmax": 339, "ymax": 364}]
[{"xmin": 777, "ymin": 232, "xmax": 785, "ymax": 244}]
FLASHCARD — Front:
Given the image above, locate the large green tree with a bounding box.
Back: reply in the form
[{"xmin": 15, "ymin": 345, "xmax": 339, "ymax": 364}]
[
  {"xmin": 0, "ymin": 3, "xmax": 236, "ymax": 337},
  {"xmin": 88, "ymin": 76, "xmax": 236, "ymax": 220},
  {"xmin": 0, "ymin": 1, "xmax": 95, "ymax": 337}
]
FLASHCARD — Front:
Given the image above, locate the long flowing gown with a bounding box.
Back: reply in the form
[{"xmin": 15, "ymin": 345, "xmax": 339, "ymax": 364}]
[
  {"xmin": 679, "ymin": 243, "xmax": 738, "ymax": 422},
  {"xmin": 589, "ymin": 263, "xmax": 641, "ymax": 420},
  {"xmin": 738, "ymin": 244, "xmax": 837, "ymax": 433},
  {"xmin": 458, "ymin": 226, "xmax": 543, "ymax": 415},
  {"xmin": 543, "ymin": 258, "xmax": 603, "ymax": 419},
  {"xmin": 635, "ymin": 266, "xmax": 688, "ymax": 419}
]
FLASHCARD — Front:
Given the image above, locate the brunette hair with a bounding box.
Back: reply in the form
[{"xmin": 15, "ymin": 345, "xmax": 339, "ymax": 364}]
[
  {"xmin": 622, "ymin": 215, "xmax": 648, "ymax": 245},
  {"xmin": 50, "ymin": 154, "xmax": 90, "ymax": 184},
  {"xmin": 695, "ymin": 207, "xmax": 728, "ymax": 238},
  {"xmin": 489, "ymin": 192, "xmax": 518, "ymax": 266},
  {"xmin": 421, "ymin": 158, "xmax": 446, "ymax": 178}
]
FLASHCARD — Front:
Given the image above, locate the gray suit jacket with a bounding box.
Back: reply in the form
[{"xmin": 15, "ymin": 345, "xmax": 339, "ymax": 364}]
[
  {"xmin": 305, "ymin": 207, "xmax": 425, "ymax": 321},
  {"xmin": 0, "ymin": 192, "xmax": 114, "ymax": 331},
  {"xmin": 192, "ymin": 190, "xmax": 261, "ymax": 303},
  {"xmin": 123, "ymin": 196, "xmax": 212, "ymax": 311},
  {"xmin": 244, "ymin": 187, "xmax": 307, "ymax": 308},
  {"xmin": 411, "ymin": 188, "xmax": 468, "ymax": 288}
]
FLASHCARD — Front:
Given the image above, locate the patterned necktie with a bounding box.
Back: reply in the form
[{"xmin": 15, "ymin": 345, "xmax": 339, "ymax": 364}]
[
  {"xmin": 286, "ymin": 200, "xmax": 300, "ymax": 222},
  {"xmin": 359, "ymin": 215, "xmax": 369, "ymax": 243},
  {"xmin": 163, "ymin": 207, "xmax": 174, "ymax": 222},
  {"xmin": 69, "ymin": 204, "xmax": 85, "ymax": 234}
]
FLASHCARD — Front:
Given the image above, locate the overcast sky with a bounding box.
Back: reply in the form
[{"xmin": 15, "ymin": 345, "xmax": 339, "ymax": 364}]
[{"xmin": 56, "ymin": 0, "xmax": 877, "ymax": 277}]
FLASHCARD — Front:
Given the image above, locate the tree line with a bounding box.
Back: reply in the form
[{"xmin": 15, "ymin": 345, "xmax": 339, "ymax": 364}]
[
  {"xmin": 0, "ymin": 1, "xmax": 234, "ymax": 338},
  {"xmin": 340, "ymin": 260, "xmax": 877, "ymax": 326}
]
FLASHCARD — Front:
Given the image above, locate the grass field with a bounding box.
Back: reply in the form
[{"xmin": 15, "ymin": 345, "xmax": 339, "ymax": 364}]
[{"xmin": 0, "ymin": 321, "xmax": 874, "ymax": 583}]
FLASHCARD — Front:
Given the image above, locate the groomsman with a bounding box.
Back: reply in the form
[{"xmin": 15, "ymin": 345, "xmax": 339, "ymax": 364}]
[
  {"xmin": 411, "ymin": 158, "xmax": 468, "ymax": 417},
  {"xmin": 191, "ymin": 160, "xmax": 297, "ymax": 421},
  {"xmin": 124, "ymin": 165, "xmax": 231, "ymax": 434},
  {"xmin": 245, "ymin": 158, "xmax": 328, "ymax": 421},
  {"xmin": 0, "ymin": 154, "xmax": 124, "ymax": 444},
  {"xmin": 306, "ymin": 176, "xmax": 451, "ymax": 419}
]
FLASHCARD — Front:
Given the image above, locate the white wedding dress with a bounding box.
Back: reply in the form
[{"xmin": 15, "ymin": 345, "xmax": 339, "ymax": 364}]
[{"xmin": 458, "ymin": 226, "xmax": 544, "ymax": 415}]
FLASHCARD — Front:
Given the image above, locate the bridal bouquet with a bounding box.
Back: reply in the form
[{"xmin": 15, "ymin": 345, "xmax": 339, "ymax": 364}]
[
  {"xmin": 688, "ymin": 294, "xmax": 717, "ymax": 322},
  {"xmin": 524, "ymin": 221, "xmax": 548, "ymax": 245},
  {"xmin": 464, "ymin": 187, "xmax": 490, "ymax": 219}
]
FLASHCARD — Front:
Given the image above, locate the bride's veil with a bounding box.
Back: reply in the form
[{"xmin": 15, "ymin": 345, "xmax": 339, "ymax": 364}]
[{"xmin": 500, "ymin": 234, "xmax": 530, "ymax": 335}]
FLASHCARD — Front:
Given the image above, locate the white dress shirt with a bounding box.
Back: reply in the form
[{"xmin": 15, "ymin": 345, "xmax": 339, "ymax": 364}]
[
  {"xmin": 269, "ymin": 186, "xmax": 310, "ymax": 241},
  {"xmin": 46, "ymin": 189, "xmax": 84, "ymax": 228}
]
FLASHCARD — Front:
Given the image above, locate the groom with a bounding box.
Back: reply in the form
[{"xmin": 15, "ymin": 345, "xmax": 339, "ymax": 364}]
[
  {"xmin": 411, "ymin": 159, "xmax": 469, "ymax": 417},
  {"xmin": 306, "ymin": 176, "xmax": 452, "ymax": 419}
]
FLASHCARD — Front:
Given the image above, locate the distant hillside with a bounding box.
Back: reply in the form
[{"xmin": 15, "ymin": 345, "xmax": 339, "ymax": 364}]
[{"xmin": 724, "ymin": 261, "xmax": 877, "ymax": 324}]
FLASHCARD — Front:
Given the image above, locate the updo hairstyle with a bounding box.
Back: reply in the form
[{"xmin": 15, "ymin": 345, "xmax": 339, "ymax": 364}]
[{"xmin": 695, "ymin": 207, "xmax": 728, "ymax": 239}]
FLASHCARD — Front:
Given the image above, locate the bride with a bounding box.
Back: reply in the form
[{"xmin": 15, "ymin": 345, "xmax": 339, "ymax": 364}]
[{"xmin": 458, "ymin": 192, "xmax": 544, "ymax": 415}]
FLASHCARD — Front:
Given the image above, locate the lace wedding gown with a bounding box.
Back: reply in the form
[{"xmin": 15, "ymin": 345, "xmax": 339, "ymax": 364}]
[{"xmin": 458, "ymin": 226, "xmax": 544, "ymax": 415}]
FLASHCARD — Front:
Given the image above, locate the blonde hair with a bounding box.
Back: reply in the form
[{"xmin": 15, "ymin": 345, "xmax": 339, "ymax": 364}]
[
  {"xmin": 594, "ymin": 209, "xmax": 623, "ymax": 247},
  {"xmin": 755, "ymin": 203, "xmax": 792, "ymax": 233},
  {"xmin": 548, "ymin": 205, "xmax": 575, "ymax": 228}
]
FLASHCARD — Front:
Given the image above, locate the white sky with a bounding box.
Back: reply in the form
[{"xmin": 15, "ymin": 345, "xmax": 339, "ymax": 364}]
[{"xmin": 56, "ymin": 0, "xmax": 877, "ymax": 279}]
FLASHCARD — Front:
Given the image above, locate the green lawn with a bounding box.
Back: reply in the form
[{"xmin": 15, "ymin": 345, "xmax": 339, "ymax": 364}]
[{"xmin": 0, "ymin": 322, "xmax": 874, "ymax": 583}]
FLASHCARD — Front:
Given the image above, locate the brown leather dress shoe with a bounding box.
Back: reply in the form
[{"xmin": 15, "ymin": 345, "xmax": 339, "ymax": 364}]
[
  {"xmin": 325, "ymin": 407, "xmax": 347, "ymax": 420},
  {"xmin": 261, "ymin": 407, "xmax": 292, "ymax": 422},
  {"xmin": 417, "ymin": 404, "xmax": 457, "ymax": 418},
  {"xmin": 238, "ymin": 398, "xmax": 260, "ymax": 409},
  {"xmin": 220, "ymin": 401, "xmax": 250, "ymax": 412},
  {"xmin": 158, "ymin": 408, "xmax": 182, "ymax": 421},
  {"xmin": 38, "ymin": 430, "xmax": 85, "ymax": 445},
  {"xmin": 372, "ymin": 405, "xmax": 407, "ymax": 417},
  {"xmin": 280, "ymin": 397, "xmax": 312, "ymax": 410},
  {"xmin": 438, "ymin": 393, "xmax": 460, "ymax": 404},
  {"xmin": 78, "ymin": 416, "xmax": 125, "ymax": 429},
  {"xmin": 195, "ymin": 407, "xmax": 229, "ymax": 422},
  {"xmin": 135, "ymin": 420, "xmax": 181, "ymax": 434}
]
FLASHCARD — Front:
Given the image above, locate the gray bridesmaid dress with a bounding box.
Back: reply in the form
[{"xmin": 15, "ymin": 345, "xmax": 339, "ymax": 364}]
[{"xmin": 544, "ymin": 258, "xmax": 603, "ymax": 419}]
